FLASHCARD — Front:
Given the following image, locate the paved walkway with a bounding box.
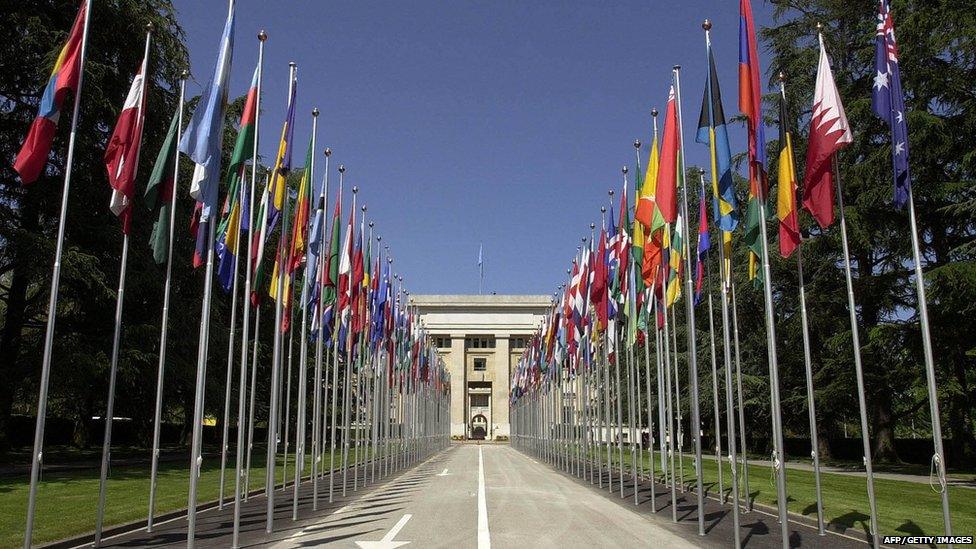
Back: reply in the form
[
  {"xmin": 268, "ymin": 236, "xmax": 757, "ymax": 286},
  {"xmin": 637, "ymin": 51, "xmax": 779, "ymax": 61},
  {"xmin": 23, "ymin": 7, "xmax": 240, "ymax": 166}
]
[{"xmin": 51, "ymin": 444, "xmax": 876, "ymax": 548}]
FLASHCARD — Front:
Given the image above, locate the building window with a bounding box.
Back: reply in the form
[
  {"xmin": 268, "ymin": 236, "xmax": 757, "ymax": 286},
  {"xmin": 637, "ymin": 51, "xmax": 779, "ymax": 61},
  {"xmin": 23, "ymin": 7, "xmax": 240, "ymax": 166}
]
[
  {"xmin": 470, "ymin": 394, "xmax": 489, "ymax": 407},
  {"xmin": 511, "ymin": 336, "xmax": 527, "ymax": 349},
  {"xmin": 473, "ymin": 358, "xmax": 487, "ymax": 371},
  {"xmin": 434, "ymin": 336, "xmax": 451, "ymax": 349},
  {"xmin": 465, "ymin": 336, "xmax": 495, "ymax": 349}
]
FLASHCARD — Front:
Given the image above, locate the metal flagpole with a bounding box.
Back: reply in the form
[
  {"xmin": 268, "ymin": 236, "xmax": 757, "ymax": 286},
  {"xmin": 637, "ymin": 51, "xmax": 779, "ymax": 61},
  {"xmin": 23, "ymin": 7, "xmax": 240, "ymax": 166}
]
[
  {"xmin": 611, "ymin": 187, "xmax": 625, "ymax": 499},
  {"xmin": 670, "ymin": 299, "xmax": 683, "ymax": 491},
  {"xmin": 752, "ymin": 70, "xmax": 790, "ymax": 549},
  {"xmin": 340, "ymin": 187, "xmax": 359, "ymax": 497},
  {"xmin": 779, "ymin": 74, "xmax": 824, "ymax": 535},
  {"xmin": 148, "ymin": 69, "xmax": 187, "ymax": 532},
  {"xmin": 673, "ymin": 65, "xmax": 705, "ymax": 536},
  {"xmin": 233, "ymin": 31, "xmax": 265, "ymax": 546},
  {"xmin": 94, "ymin": 232, "xmax": 131, "ymax": 548},
  {"xmin": 187, "ymin": 218, "xmax": 219, "ymax": 547},
  {"xmin": 714, "ymin": 190, "xmax": 742, "ymax": 544},
  {"xmin": 266, "ymin": 61, "xmax": 298, "ymax": 533},
  {"xmin": 729, "ymin": 273, "xmax": 750, "ymax": 510},
  {"xmin": 219, "ymin": 175, "xmax": 243, "ymax": 509},
  {"xmin": 95, "ymin": 27, "xmax": 152, "ymax": 545},
  {"xmin": 23, "ymin": 2, "xmax": 92, "ymax": 544},
  {"xmin": 699, "ymin": 174, "xmax": 724, "ymax": 503},
  {"xmin": 328, "ymin": 166, "xmax": 345, "ymax": 502},
  {"xmin": 831, "ymin": 153, "xmax": 880, "ymax": 548},
  {"xmin": 292, "ymin": 108, "xmax": 319, "ymax": 518},
  {"xmin": 282, "ymin": 278, "xmax": 295, "ymax": 489},
  {"xmin": 311, "ymin": 147, "xmax": 330, "ymax": 510},
  {"xmin": 662, "ymin": 276, "xmax": 677, "ymax": 521}
]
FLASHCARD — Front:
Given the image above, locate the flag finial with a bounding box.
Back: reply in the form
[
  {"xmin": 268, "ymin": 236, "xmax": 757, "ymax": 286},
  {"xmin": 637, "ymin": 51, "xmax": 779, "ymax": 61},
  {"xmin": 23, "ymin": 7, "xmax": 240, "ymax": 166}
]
[
  {"xmin": 258, "ymin": 30, "xmax": 267, "ymax": 41},
  {"xmin": 702, "ymin": 19, "xmax": 711, "ymax": 31},
  {"xmin": 339, "ymin": 164, "xmax": 346, "ymax": 173},
  {"xmin": 778, "ymin": 72, "xmax": 786, "ymax": 83},
  {"xmin": 324, "ymin": 147, "xmax": 331, "ymax": 157},
  {"xmin": 622, "ymin": 166, "xmax": 628, "ymax": 174},
  {"xmin": 651, "ymin": 107, "xmax": 658, "ymax": 117},
  {"xmin": 312, "ymin": 107, "xmax": 319, "ymax": 117},
  {"xmin": 590, "ymin": 223, "xmax": 595, "ymax": 229},
  {"xmin": 634, "ymin": 139, "xmax": 641, "ymax": 149}
]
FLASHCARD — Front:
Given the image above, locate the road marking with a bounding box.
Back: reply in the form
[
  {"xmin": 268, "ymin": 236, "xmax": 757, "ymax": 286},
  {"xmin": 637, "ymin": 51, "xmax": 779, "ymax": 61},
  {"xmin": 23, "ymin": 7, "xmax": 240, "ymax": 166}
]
[
  {"xmin": 355, "ymin": 513, "xmax": 412, "ymax": 549},
  {"xmin": 477, "ymin": 446, "xmax": 491, "ymax": 549},
  {"xmin": 436, "ymin": 468, "xmax": 450, "ymax": 476}
]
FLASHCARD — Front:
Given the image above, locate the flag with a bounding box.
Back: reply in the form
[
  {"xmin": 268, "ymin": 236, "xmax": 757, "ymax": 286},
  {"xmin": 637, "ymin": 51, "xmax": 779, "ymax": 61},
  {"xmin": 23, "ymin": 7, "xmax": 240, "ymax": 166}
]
[
  {"xmin": 178, "ymin": 4, "xmax": 234, "ymax": 219},
  {"xmin": 639, "ymin": 125, "xmax": 664, "ymax": 287},
  {"xmin": 665, "ymin": 221, "xmax": 682, "ymax": 308},
  {"xmin": 252, "ymin": 75, "xmax": 296, "ymax": 304},
  {"xmin": 215, "ymin": 66, "xmax": 258, "ymax": 291},
  {"xmin": 694, "ymin": 182, "xmax": 710, "ymax": 305},
  {"xmin": 739, "ymin": 0, "xmax": 767, "ymax": 192},
  {"xmin": 145, "ymin": 107, "xmax": 180, "ymax": 264},
  {"xmin": 739, "ymin": 0, "xmax": 768, "ymax": 285},
  {"xmin": 654, "ymin": 86, "xmax": 679, "ymax": 224},
  {"xmin": 590, "ymin": 227, "xmax": 608, "ymax": 332},
  {"xmin": 104, "ymin": 56, "xmax": 148, "ymax": 235},
  {"xmin": 696, "ymin": 36, "xmax": 738, "ymax": 232},
  {"xmin": 14, "ymin": 1, "xmax": 88, "ymax": 185},
  {"xmin": 287, "ymin": 138, "xmax": 314, "ymax": 274},
  {"xmin": 872, "ymin": 0, "xmax": 911, "ymax": 208},
  {"xmin": 802, "ymin": 34, "xmax": 852, "ymax": 229},
  {"xmin": 777, "ymin": 85, "xmax": 801, "ymax": 258},
  {"xmin": 321, "ymin": 194, "xmax": 342, "ymax": 341}
]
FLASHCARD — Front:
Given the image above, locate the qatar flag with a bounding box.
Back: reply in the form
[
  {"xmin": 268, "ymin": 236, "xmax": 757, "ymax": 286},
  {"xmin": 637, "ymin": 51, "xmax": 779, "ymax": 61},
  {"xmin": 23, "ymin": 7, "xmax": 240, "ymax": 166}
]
[
  {"xmin": 104, "ymin": 59, "xmax": 148, "ymax": 234},
  {"xmin": 802, "ymin": 35, "xmax": 853, "ymax": 229}
]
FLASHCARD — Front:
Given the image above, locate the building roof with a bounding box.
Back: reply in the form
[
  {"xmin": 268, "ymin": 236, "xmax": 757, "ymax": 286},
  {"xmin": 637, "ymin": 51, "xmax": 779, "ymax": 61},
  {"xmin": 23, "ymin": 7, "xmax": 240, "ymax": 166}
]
[{"xmin": 410, "ymin": 294, "xmax": 552, "ymax": 307}]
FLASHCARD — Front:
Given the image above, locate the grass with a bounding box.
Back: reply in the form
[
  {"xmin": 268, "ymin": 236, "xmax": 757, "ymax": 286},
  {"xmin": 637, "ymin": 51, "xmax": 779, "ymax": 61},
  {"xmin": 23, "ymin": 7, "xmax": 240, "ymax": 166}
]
[
  {"xmin": 0, "ymin": 445, "xmax": 378, "ymax": 548},
  {"xmin": 584, "ymin": 445, "xmax": 976, "ymax": 540}
]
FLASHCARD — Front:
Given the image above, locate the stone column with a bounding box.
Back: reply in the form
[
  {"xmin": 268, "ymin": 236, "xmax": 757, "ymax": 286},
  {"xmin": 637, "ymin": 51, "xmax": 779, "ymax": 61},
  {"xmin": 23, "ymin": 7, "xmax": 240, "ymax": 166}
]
[
  {"xmin": 494, "ymin": 335, "xmax": 511, "ymax": 439},
  {"xmin": 450, "ymin": 334, "xmax": 466, "ymax": 438}
]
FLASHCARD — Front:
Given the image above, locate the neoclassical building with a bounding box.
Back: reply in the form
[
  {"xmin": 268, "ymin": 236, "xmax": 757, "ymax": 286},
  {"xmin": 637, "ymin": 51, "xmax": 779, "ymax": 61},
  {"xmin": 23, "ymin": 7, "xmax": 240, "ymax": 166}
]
[{"xmin": 410, "ymin": 295, "xmax": 550, "ymax": 440}]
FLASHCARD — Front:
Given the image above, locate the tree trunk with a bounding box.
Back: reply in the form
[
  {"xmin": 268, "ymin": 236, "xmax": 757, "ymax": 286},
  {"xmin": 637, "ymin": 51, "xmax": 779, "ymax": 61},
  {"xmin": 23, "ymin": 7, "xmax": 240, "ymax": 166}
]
[
  {"xmin": 872, "ymin": 389, "xmax": 900, "ymax": 462},
  {"xmin": 0, "ymin": 191, "xmax": 39, "ymax": 450}
]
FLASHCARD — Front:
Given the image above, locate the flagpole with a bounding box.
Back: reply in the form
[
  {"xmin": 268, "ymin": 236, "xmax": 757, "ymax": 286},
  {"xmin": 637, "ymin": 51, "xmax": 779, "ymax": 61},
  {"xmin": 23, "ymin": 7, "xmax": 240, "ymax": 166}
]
[
  {"xmin": 669, "ymin": 293, "xmax": 683, "ymax": 492},
  {"xmin": 311, "ymin": 145, "xmax": 330, "ymax": 510},
  {"xmin": 290, "ymin": 107, "xmax": 318, "ymax": 517},
  {"xmin": 673, "ymin": 65, "xmax": 705, "ymax": 536},
  {"xmin": 219, "ymin": 175, "xmax": 243, "ymax": 509},
  {"xmin": 232, "ymin": 29, "xmax": 266, "ymax": 546},
  {"xmin": 728, "ymin": 274, "xmax": 749, "ymax": 510},
  {"xmin": 265, "ymin": 60, "xmax": 297, "ymax": 532},
  {"xmin": 712, "ymin": 202, "xmax": 742, "ymax": 542},
  {"xmin": 340, "ymin": 187, "xmax": 359, "ymax": 497},
  {"xmin": 698, "ymin": 174, "xmax": 724, "ymax": 505},
  {"xmin": 661, "ymin": 272, "xmax": 677, "ymax": 521},
  {"xmin": 328, "ymin": 167, "xmax": 346, "ymax": 503},
  {"xmin": 95, "ymin": 26, "xmax": 152, "ymax": 546},
  {"xmin": 147, "ymin": 68, "xmax": 187, "ymax": 533},
  {"xmin": 94, "ymin": 231, "xmax": 131, "ymax": 548},
  {"xmin": 282, "ymin": 278, "xmax": 296, "ymax": 489},
  {"xmin": 23, "ymin": 2, "xmax": 92, "ymax": 543},
  {"xmin": 244, "ymin": 178, "xmax": 271, "ymax": 499},
  {"xmin": 832, "ymin": 153, "xmax": 881, "ymax": 547},
  {"xmin": 777, "ymin": 73, "xmax": 825, "ymax": 535}
]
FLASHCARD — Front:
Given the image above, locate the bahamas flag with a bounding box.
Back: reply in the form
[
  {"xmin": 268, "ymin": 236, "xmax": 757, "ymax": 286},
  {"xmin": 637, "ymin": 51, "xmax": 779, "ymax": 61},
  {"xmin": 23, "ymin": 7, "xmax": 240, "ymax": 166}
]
[
  {"xmin": 776, "ymin": 84, "xmax": 800, "ymax": 258},
  {"xmin": 696, "ymin": 34, "xmax": 738, "ymax": 232},
  {"xmin": 14, "ymin": 1, "xmax": 88, "ymax": 185}
]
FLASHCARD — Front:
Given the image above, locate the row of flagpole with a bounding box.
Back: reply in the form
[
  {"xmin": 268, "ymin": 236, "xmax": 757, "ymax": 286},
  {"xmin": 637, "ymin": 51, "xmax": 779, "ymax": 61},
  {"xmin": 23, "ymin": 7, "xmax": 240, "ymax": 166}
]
[
  {"xmin": 510, "ymin": 3, "xmax": 953, "ymax": 548},
  {"xmin": 15, "ymin": 2, "xmax": 454, "ymax": 547}
]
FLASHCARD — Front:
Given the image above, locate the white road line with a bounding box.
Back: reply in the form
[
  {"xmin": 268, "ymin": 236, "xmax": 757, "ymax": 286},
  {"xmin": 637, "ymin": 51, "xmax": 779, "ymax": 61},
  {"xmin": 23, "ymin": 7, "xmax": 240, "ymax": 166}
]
[
  {"xmin": 436, "ymin": 468, "xmax": 450, "ymax": 476},
  {"xmin": 383, "ymin": 514, "xmax": 412, "ymax": 542},
  {"xmin": 477, "ymin": 446, "xmax": 491, "ymax": 549}
]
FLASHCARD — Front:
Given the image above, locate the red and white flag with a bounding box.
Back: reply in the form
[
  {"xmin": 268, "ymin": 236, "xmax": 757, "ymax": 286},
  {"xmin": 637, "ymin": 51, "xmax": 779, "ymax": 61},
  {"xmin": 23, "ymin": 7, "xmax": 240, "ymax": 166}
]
[
  {"xmin": 104, "ymin": 57, "xmax": 149, "ymax": 234},
  {"xmin": 802, "ymin": 35, "xmax": 853, "ymax": 229}
]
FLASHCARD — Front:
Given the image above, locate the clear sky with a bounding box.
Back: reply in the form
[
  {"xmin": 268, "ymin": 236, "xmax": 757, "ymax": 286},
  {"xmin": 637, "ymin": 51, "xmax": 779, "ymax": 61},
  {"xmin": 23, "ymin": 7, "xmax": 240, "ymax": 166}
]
[{"xmin": 173, "ymin": 0, "xmax": 777, "ymax": 296}]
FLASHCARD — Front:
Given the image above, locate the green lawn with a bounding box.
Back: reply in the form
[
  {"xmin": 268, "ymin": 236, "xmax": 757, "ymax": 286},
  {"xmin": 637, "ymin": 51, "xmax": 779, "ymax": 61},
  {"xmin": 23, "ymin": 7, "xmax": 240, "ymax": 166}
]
[
  {"xmin": 588, "ymin": 445, "xmax": 976, "ymax": 539},
  {"xmin": 0, "ymin": 446, "xmax": 378, "ymax": 548}
]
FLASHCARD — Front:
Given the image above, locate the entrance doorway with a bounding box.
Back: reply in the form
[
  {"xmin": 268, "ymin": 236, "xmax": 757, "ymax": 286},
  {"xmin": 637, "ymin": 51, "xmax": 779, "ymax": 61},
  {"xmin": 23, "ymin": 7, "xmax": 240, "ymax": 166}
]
[{"xmin": 470, "ymin": 414, "xmax": 488, "ymax": 440}]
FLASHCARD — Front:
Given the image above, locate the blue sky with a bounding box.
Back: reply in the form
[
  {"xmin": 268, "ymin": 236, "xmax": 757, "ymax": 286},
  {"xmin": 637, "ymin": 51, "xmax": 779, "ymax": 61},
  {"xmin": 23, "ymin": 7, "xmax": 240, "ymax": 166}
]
[{"xmin": 173, "ymin": 0, "xmax": 777, "ymax": 296}]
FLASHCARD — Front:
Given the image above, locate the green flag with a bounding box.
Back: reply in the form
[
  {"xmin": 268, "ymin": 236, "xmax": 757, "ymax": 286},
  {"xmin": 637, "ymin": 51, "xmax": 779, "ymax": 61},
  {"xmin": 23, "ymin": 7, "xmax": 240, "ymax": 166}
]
[{"xmin": 145, "ymin": 108, "xmax": 180, "ymax": 264}]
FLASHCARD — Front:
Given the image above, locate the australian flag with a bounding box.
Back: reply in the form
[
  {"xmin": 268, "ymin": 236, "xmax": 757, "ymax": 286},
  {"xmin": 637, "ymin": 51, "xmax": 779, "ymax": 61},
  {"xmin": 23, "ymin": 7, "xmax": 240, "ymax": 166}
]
[{"xmin": 872, "ymin": 0, "xmax": 910, "ymax": 208}]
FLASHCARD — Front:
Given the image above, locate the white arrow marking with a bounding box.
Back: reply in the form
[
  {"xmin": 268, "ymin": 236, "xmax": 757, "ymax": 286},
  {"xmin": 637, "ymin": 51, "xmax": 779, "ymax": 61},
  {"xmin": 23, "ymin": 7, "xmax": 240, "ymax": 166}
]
[
  {"xmin": 355, "ymin": 513, "xmax": 412, "ymax": 549},
  {"xmin": 436, "ymin": 468, "xmax": 450, "ymax": 476}
]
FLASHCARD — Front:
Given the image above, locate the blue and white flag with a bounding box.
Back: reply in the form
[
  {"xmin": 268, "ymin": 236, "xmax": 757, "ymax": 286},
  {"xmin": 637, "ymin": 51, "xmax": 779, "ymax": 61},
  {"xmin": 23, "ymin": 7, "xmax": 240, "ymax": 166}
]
[
  {"xmin": 179, "ymin": 4, "xmax": 235, "ymax": 219},
  {"xmin": 871, "ymin": 0, "xmax": 910, "ymax": 208}
]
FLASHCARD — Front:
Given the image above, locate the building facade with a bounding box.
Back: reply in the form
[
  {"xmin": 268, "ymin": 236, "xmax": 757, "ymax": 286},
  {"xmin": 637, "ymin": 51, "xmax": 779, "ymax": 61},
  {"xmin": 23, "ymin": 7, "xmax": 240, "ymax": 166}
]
[{"xmin": 410, "ymin": 295, "xmax": 550, "ymax": 441}]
